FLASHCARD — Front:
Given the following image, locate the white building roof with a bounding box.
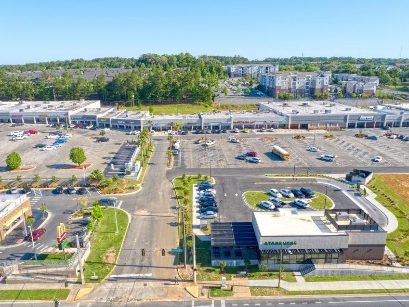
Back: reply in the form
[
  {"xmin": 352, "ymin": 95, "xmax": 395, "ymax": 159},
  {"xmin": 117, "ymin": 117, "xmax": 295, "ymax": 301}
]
[{"xmin": 252, "ymin": 210, "xmax": 344, "ymax": 237}]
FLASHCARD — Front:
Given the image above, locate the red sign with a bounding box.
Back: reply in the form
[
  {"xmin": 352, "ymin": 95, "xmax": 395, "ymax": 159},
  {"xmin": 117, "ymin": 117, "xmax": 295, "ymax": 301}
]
[{"xmin": 57, "ymin": 231, "xmax": 68, "ymax": 243}]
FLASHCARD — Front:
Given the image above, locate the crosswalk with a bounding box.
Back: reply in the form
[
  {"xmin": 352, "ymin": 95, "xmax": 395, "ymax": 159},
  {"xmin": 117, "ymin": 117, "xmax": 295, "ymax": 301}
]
[
  {"xmin": 30, "ymin": 189, "xmax": 43, "ymax": 205},
  {"xmin": 20, "ymin": 241, "xmax": 50, "ymax": 253}
]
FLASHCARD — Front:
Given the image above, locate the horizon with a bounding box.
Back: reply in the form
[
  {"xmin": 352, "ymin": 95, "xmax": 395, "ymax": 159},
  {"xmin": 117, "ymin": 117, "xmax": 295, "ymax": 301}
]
[{"xmin": 2, "ymin": 0, "xmax": 409, "ymax": 65}]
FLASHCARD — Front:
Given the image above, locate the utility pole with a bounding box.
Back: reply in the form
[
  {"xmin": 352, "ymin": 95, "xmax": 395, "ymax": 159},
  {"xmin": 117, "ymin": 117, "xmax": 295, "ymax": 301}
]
[
  {"xmin": 278, "ymin": 242, "xmax": 283, "ymax": 289},
  {"xmin": 293, "ymin": 164, "xmax": 296, "ymax": 180},
  {"xmin": 76, "ymin": 235, "xmax": 85, "ymax": 285},
  {"xmin": 182, "ymin": 210, "xmax": 187, "ymax": 268},
  {"xmin": 192, "ymin": 234, "xmax": 197, "ymax": 283}
]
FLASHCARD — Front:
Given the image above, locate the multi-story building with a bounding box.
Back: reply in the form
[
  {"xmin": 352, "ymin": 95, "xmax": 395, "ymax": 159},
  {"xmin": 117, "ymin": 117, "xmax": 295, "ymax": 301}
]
[
  {"xmin": 259, "ymin": 72, "xmax": 331, "ymax": 98},
  {"xmin": 0, "ymin": 194, "xmax": 32, "ymax": 241},
  {"xmin": 342, "ymin": 81, "xmax": 377, "ymax": 97},
  {"xmin": 334, "ymin": 73, "xmax": 380, "ymax": 85},
  {"xmin": 226, "ymin": 64, "xmax": 279, "ymax": 78}
]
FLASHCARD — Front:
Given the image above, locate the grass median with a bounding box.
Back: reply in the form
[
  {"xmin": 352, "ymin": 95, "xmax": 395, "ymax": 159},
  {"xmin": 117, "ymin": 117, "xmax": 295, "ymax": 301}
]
[
  {"xmin": 250, "ymin": 288, "xmax": 409, "ymax": 297},
  {"xmin": 243, "ymin": 191, "xmax": 270, "ymax": 208},
  {"xmin": 305, "ymin": 274, "xmax": 409, "ymax": 282},
  {"xmin": 368, "ymin": 174, "xmax": 409, "ymax": 265},
  {"xmin": 83, "ymin": 207, "xmax": 129, "ymax": 282},
  {"xmin": 0, "ymin": 289, "xmax": 70, "ymax": 301},
  {"xmin": 309, "ymin": 192, "xmax": 333, "ymax": 209}
]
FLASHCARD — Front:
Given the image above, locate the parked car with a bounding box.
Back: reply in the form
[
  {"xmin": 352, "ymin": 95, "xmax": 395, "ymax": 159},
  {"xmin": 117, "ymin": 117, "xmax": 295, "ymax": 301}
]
[
  {"xmin": 372, "ymin": 156, "xmax": 383, "ymax": 162},
  {"xmin": 21, "ymin": 186, "xmax": 32, "ymax": 194},
  {"xmin": 77, "ymin": 187, "xmax": 88, "ymax": 195},
  {"xmin": 99, "ymin": 197, "xmax": 118, "ymax": 207},
  {"xmin": 199, "ymin": 211, "xmax": 218, "ymax": 219},
  {"xmin": 319, "ymin": 154, "xmax": 336, "ymax": 162},
  {"xmin": 292, "ymin": 199, "xmax": 309, "ymax": 209},
  {"xmin": 97, "ymin": 137, "xmax": 110, "ymax": 142},
  {"xmin": 268, "ymin": 197, "xmax": 282, "ymax": 207},
  {"xmin": 306, "ymin": 146, "xmax": 320, "ymax": 152},
  {"xmin": 259, "ymin": 201, "xmax": 275, "ymax": 210},
  {"xmin": 7, "ymin": 188, "xmax": 19, "ymax": 194},
  {"xmin": 246, "ymin": 156, "xmax": 261, "ymax": 163},
  {"xmin": 300, "ymin": 187, "xmax": 315, "ymax": 198},
  {"xmin": 33, "ymin": 143, "xmax": 47, "ymax": 148},
  {"xmin": 232, "ymin": 128, "xmax": 240, "ymax": 133},
  {"xmin": 46, "ymin": 134, "xmax": 59, "ymax": 139},
  {"xmin": 280, "ymin": 188, "xmax": 294, "ymax": 198},
  {"xmin": 12, "ymin": 135, "xmax": 28, "ymax": 141},
  {"xmin": 41, "ymin": 145, "xmax": 56, "ymax": 151},
  {"xmin": 27, "ymin": 228, "xmax": 46, "ymax": 241},
  {"xmin": 268, "ymin": 189, "xmax": 282, "ymax": 198},
  {"xmin": 199, "ymin": 206, "xmax": 218, "ymax": 213},
  {"xmin": 66, "ymin": 186, "xmax": 77, "ymax": 194},
  {"xmin": 25, "ymin": 129, "xmax": 38, "ymax": 135},
  {"xmin": 126, "ymin": 130, "xmax": 140, "ymax": 135},
  {"xmin": 367, "ymin": 135, "xmax": 378, "ymax": 140},
  {"xmin": 236, "ymin": 154, "xmax": 247, "ymax": 160},
  {"xmin": 246, "ymin": 151, "xmax": 258, "ymax": 157},
  {"xmin": 291, "ymin": 189, "xmax": 304, "ymax": 198},
  {"xmin": 53, "ymin": 187, "xmax": 64, "ymax": 194}
]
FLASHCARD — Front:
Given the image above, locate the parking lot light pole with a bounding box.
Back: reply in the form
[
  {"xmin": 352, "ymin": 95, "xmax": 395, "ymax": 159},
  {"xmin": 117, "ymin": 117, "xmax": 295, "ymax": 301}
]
[
  {"xmin": 114, "ymin": 202, "xmax": 119, "ymax": 234},
  {"xmin": 27, "ymin": 225, "xmax": 37, "ymax": 260},
  {"xmin": 76, "ymin": 234, "xmax": 85, "ymax": 285}
]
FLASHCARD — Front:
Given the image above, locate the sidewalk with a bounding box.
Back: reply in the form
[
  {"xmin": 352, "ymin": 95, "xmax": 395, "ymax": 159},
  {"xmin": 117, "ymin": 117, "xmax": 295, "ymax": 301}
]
[{"xmin": 249, "ymin": 278, "xmax": 409, "ymax": 291}]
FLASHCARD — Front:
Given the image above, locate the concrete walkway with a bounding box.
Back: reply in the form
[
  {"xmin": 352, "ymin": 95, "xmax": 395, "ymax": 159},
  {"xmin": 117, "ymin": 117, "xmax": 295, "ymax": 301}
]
[{"xmin": 249, "ymin": 278, "xmax": 409, "ymax": 291}]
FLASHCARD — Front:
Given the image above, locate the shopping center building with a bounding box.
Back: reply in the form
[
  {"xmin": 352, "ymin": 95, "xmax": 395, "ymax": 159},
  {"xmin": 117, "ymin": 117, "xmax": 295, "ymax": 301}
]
[
  {"xmin": 0, "ymin": 99, "xmax": 409, "ymax": 131},
  {"xmin": 210, "ymin": 208, "xmax": 387, "ymax": 269},
  {"xmin": 0, "ymin": 194, "xmax": 32, "ymax": 241}
]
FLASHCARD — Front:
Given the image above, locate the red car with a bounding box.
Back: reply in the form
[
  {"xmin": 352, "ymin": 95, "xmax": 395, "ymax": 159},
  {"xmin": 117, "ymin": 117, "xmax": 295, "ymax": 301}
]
[
  {"xmin": 27, "ymin": 228, "xmax": 46, "ymax": 241},
  {"xmin": 246, "ymin": 151, "xmax": 258, "ymax": 157},
  {"xmin": 25, "ymin": 129, "xmax": 38, "ymax": 135}
]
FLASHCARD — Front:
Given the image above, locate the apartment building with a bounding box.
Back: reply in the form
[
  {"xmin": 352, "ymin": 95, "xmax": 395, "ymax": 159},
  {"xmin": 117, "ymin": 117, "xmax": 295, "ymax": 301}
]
[
  {"xmin": 226, "ymin": 64, "xmax": 279, "ymax": 78},
  {"xmin": 259, "ymin": 72, "xmax": 331, "ymax": 98},
  {"xmin": 334, "ymin": 73, "xmax": 380, "ymax": 85},
  {"xmin": 342, "ymin": 81, "xmax": 377, "ymax": 97}
]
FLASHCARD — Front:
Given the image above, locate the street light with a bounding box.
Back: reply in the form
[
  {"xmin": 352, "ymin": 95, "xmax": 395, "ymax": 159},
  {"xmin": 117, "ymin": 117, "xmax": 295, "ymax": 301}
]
[
  {"xmin": 114, "ymin": 201, "xmax": 119, "ymax": 234},
  {"xmin": 27, "ymin": 225, "xmax": 37, "ymax": 260}
]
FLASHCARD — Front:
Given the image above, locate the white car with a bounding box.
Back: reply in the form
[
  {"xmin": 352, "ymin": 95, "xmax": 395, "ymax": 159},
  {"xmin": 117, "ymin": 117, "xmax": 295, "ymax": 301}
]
[
  {"xmin": 307, "ymin": 146, "xmax": 320, "ymax": 152},
  {"xmin": 320, "ymin": 154, "xmax": 336, "ymax": 162},
  {"xmin": 259, "ymin": 201, "xmax": 275, "ymax": 210},
  {"xmin": 268, "ymin": 189, "xmax": 282, "ymax": 198},
  {"xmin": 9, "ymin": 131, "xmax": 23, "ymax": 136},
  {"xmin": 388, "ymin": 135, "xmax": 397, "ymax": 139},
  {"xmin": 41, "ymin": 145, "xmax": 56, "ymax": 151},
  {"xmin": 199, "ymin": 189, "xmax": 216, "ymax": 196},
  {"xmin": 205, "ymin": 140, "xmax": 215, "ymax": 146},
  {"xmin": 46, "ymin": 134, "xmax": 59, "ymax": 139},
  {"xmin": 12, "ymin": 135, "xmax": 28, "ymax": 141},
  {"xmin": 63, "ymin": 133, "xmax": 73, "ymax": 138},
  {"xmin": 199, "ymin": 211, "xmax": 218, "ymax": 219},
  {"xmin": 246, "ymin": 156, "xmax": 261, "ymax": 163},
  {"xmin": 280, "ymin": 188, "xmax": 294, "ymax": 198},
  {"xmin": 126, "ymin": 130, "xmax": 139, "ymax": 135},
  {"xmin": 372, "ymin": 156, "xmax": 382, "ymax": 162}
]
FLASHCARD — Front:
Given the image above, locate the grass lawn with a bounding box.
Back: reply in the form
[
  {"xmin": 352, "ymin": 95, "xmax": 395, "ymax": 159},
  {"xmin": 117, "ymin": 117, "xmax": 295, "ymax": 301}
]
[
  {"xmin": 305, "ymin": 274, "xmax": 409, "ymax": 282},
  {"xmin": 0, "ymin": 289, "xmax": 70, "ymax": 300},
  {"xmin": 209, "ymin": 287, "xmax": 233, "ymax": 297},
  {"xmin": 251, "ymin": 287, "xmax": 288, "ymax": 296},
  {"xmin": 196, "ymin": 238, "xmax": 295, "ymax": 282},
  {"xmin": 368, "ymin": 174, "xmax": 409, "ymax": 265},
  {"xmin": 243, "ymin": 191, "xmax": 270, "ymax": 208},
  {"xmin": 124, "ymin": 103, "xmax": 257, "ymax": 115},
  {"xmin": 83, "ymin": 207, "xmax": 129, "ymax": 282},
  {"xmin": 309, "ymin": 192, "xmax": 333, "ymax": 210}
]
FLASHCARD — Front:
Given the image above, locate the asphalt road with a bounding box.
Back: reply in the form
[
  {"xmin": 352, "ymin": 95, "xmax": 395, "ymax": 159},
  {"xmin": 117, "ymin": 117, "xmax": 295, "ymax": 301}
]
[{"xmin": 110, "ymin": 137, "xmax": 179, "ymax": 282}]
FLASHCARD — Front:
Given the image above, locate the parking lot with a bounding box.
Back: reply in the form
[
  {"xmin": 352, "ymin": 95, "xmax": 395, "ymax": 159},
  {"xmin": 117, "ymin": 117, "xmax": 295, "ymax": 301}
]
[
  {"xmin": 0, "ymin": 124, "xmax": 135, "ymax": 179},
  {"xmin": 174, "ymin": 130, "xmax": 409, "ymax": 169},
  {"xmin": 213, "ymin": 176, "xmax": 365, "ymax": 223}
]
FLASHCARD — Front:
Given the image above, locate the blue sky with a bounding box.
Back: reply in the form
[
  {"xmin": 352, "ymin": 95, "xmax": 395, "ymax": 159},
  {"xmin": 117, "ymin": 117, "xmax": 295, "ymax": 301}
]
[{"xmin": 1, "ymin": 0, "xmax": 408, "ymax": 64}]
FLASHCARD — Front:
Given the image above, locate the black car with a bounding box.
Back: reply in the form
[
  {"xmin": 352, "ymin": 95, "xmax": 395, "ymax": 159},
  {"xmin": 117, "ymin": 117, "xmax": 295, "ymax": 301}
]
[
  {"xmin": 53, "ymin": 186, "xmax": 64, "ymax": 194},
  {"xmin": 34, "ymin": 143, "xmax": 46, "ymax": 148},
  {"xmin": 21, "ymin": 186, "xmax": 32, "ymax": 194},
  {"xmin": 97, "ymin": 137, "xmax": 109, "ymax": 142},
  {"xmin": 7, "ymin": 188, "xmax": 19, "ymax": 194},
  {"xmin": 199, "ymin": 199, "xmax": 216, "ymax": 205},
  {"xmin": 66, "ymin": 186, "xmax": 77, "ymax": 194},
  {"xmin": 99, "ymin": 197, "xmax": 118, "ymax": 207},
  {"xmin": 77, "ymin": 187, "xmax": 88, "ymax": 195},
  {"xmin": 291, "ymin": 189, "xmax": 304, "ymax": 198},
  {"xmin": 198, "ymin": 185, "xmax": 214, "ymax": 191},
  {"xmin": 179, "ymin": 131, "xmax": 188, "ymax": 135},
  {"xmin": 198, "ymin": 196, "xmax": 215, "ymax": 202},
  {"xmin": 199, "ymin": 206, "xmax": 218, "ymax": 213},
  {"xmin": 300, "ymin": 187, "xmax": 315, "ymax": 198},
  {"xmin": 200, "ymin": 202, "xmax": 218, "ymax": 208}
]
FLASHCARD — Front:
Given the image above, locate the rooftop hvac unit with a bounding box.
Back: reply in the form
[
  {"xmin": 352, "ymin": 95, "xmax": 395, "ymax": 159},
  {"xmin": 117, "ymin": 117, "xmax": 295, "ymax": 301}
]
[
  {"xmin": 345, "ymin": 107, "xmax": 352, "ymax": 111},
  {"xmin": 335, "ymin": 212, "xmax": 349, "ymax": 221},
  {"xmin": 18, "ymin": 101, "xmax": 24, "ymax": 105},
  {"xmin": 350, "ymin": 217, "xmax": 365, "ymax": 225},
  {"xmin": 283, "ymin": 102, "xmax": 289, "ymax": 106},
  {"xmin": 47, "ymin": 104, "xmax": 53, "ymax": 109},
  {"xmin": 35, "ymin": 104, "xmax": 41, "ymax": 107},
  {"xmin": 19, "ymin": 109, "xmax": 24, "ymax": 112},
  {"xmin": 330, "ymin": 103, "xmax": 336, "ymax": 107},
  {"xmin": 302, "ymin": 102, "xmax": 309, "ymax": 106},
  {"xmin": 325, "ymin": 109, "xmax": 332, "ymax": 114},
  {"xmin": 26, "ymin": 105, "xmax": 31, "ymax": 109},
  {"xmin": 292, "ymin": 110, "xmax": 299, "ymax": 114},
  {"xmin": 313, "ymin": 110, "xmax": 319, "ymax": 114}
]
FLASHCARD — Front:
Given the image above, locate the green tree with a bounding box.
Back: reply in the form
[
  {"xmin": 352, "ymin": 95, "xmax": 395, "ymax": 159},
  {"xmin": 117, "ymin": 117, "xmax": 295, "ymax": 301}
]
[
  {"xmin": 71, "ymin": 175, "xmax": 78, "ymax": 184},
  {"xmin": 69, "ymin": 147, "xmax": 86, "ymax": 166},
  {"xmin": 16, "ymin": 175, "xmax": 22, "ymax": 183},
  {"xmin": 219, "ymin": 261, "xmax": 226, "ymax": 274},
  {"xmin": 39, "ymin": 203, "xmax": 47, "ymax": 220},
  {"xmin": 6, "ymin": 152, "xmax": 22, "ymax": 170},
  {"xmin": 99, "ymin": 130, "xmax": 106, "ymax": 136},
  {"xmin": 32, "ymin": 174, "xmax": 41, "ymax": 184},
  {"xmin": 26, "ymin": 216, "xmax": 35, "ymax": 226},
  {"xmin": 51, "ymin": 176, "xmax": 59, "ymax": 183},
  {"xmin": 88, "ymin": 169, "xmax": 105, "ymax": 182}
]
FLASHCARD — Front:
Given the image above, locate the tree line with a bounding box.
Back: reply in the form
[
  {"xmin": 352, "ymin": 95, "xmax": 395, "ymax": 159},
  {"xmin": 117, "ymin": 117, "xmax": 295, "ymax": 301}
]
[{"xmin": 0, "ymin": 54, "xmax": 224, "ymax": 104}]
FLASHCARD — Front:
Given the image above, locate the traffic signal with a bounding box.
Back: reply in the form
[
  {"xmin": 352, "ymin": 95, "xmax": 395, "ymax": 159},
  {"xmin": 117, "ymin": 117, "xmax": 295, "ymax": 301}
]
[
  {"xmin": 141, "ymin": 249, "xmax": 145, "ymax": 256},
  {"xmin": 161, "ymin": 249, "xmax": 165, "ymax": 256}
]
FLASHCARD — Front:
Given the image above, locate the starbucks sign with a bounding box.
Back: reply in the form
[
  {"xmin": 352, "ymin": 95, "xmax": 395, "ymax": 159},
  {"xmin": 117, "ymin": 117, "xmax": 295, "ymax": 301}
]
[{"xmin": 263, "ymin": 241, "xmax": 296, "ymax": 246}]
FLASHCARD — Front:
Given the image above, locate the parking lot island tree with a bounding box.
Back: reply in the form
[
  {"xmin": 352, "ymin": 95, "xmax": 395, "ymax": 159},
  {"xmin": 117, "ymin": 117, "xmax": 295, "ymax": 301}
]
[
  {"xmin": 39, "ymin": 203, "xmax": 47, "ymax": 220},
  {"xmin": 6, "ymin": 151, "xmax": 22, "ymax": 170},
  {"xmin": 69, "ymin": 147, "xmax": 87, "ymax": 167},
  {"xmin": 88, "ymin": 169, "xmax": 105, "ymax": 182}
]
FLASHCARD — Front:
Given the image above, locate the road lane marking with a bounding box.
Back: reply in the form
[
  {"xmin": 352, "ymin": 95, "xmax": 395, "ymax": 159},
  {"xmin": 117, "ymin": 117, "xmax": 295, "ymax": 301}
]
[{"xmin": 110, "ymin": 273, "xmax": 153, "ymax": 278}]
